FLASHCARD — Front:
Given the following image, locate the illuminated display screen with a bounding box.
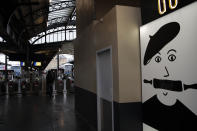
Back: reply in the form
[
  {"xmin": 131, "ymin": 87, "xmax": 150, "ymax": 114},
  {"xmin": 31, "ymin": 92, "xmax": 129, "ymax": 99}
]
[
  {"xmin": 20, "ymin": 62, "xmax": 25, "ymax": 66},
  {"xmin": 20, "ymin": 62, "xmax": 42, "ymax": 67},
  {"xmin": 33, "ymin": 62, "xmax": 41, "ymax": 66}
]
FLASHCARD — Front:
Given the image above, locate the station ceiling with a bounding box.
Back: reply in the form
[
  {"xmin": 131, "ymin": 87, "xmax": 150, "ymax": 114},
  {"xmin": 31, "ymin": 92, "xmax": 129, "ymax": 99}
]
[{"xmin": 0, "ymin": 0, "xmax": 76, "ymax": 70}]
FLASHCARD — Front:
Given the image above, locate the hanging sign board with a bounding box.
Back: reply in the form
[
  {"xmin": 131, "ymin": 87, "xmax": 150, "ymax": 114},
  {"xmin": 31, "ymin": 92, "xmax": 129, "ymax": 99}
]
[{"xmin": 140, "ymin": 1, "xmax": 197, "ymax": 131}]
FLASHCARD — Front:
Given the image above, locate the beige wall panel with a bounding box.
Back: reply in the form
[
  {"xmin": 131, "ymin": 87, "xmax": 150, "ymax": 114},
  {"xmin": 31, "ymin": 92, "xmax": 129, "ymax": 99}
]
[
  {"xmin": 74, "ymin": 26, "xmax": 97, "ymax": 93},
  {"xmin": 75, "ymin": 6, "xmax": 120, "ymax": 102},
  {"xmin": 116, "ymin": 6, "xmax": 142, "ymax": 103},
  {"xmin": 75, "ymin": 1, "xmax": 142, "ymax": 103},
  {"xmin": 94, "ymin": 7, "xmax": 119, "ymax": 102}
]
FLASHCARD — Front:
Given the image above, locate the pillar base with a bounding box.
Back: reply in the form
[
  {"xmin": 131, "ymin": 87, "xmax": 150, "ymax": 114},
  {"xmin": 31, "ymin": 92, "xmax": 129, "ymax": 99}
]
[
  {"xmin": 52, "ymin": 90, "xmax": 57, "ymax": 94},
  {"xmin": 17, "ymin": 92, "xmax": 22, "ymax": 94},
  {"xmin": 17, "ymin": 93, "xmax": 22, "ymax": 97},
  {"xmin": 42, "ymin": 91, "xmax": 47, "ymax": 96},
  {"xmin": 63, "ymin": 80, "xmax": 67, "ymax": 93},
  {"xmin": 5, "ymin": 94, "xmax": 9, "ymax": 98}
]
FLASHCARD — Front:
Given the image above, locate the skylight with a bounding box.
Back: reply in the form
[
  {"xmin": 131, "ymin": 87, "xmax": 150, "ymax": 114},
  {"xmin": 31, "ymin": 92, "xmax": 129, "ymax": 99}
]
[{"xmin": 47, "ymin": 0, "xmax": 75, "ymax": 27}]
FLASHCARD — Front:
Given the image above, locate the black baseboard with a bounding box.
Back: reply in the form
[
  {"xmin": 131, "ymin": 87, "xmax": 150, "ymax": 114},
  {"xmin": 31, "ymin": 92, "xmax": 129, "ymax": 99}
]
[
  {"xmin": 114, "ymin": 102, "xmax": 143, "ymax": 131},
  {"xmin": 75, "ymin": 86, "xmax": 143, "ymax": 131},
  {"xmin": 75, "ymin": 86, "xmax": 97, "ymax": 129}
]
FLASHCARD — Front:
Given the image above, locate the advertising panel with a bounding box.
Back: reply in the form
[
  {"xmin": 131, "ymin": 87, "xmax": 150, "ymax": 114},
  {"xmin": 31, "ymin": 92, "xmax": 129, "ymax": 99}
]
[{"xmin": 140, "ymin": 1, "xmax": 197, "ymax": 131}]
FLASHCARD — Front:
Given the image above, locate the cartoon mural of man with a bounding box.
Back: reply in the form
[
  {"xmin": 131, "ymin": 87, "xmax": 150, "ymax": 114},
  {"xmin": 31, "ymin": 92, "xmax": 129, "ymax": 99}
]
[{"xmin": 142, "ymin": 22, "xmax": 197, "ymax": 131}]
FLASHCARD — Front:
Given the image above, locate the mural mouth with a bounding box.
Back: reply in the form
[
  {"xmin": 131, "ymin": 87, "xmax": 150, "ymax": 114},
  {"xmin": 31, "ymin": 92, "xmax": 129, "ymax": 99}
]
[
  {"xmin": 144, "ymin": 79, "xmax": 197, "ymax": 91},
  {"xmin": 153, "ymin": 78, "xmax": 183, "ymax": 92},
  {"xmin": 163, "ymin": 91, "xmax": 168, "ymax": 96}
]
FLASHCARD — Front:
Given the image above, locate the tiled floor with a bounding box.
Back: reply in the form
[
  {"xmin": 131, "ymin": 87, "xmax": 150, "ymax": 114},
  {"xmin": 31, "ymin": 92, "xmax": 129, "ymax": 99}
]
[{"xmin": 0, "ymin": 93, "xmax": 94, "ymax": 131}]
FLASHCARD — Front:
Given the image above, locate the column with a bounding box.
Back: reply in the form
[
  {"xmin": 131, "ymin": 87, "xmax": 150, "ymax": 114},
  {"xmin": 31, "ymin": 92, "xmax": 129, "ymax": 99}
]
[
  {"xmin": 52, "ymin": 80, "xmax": 56, "ymax": 94},
  {"xmin": 29, "ymin": 71, "xmax": 33, "ymax": 93},
  {"xmin": 42, "ymin": 73, "xmax": 46, "ymax": 95},
  {"xmin": 63, "ymin": 79, "xmax": 67, "ymax": 92},
  {"xmin": 5, "ymin": 82, "xmax": 9, "ymax": 95},
  {"xmin": 57, "ymin": 50, "xmax": 60, "ymax": 78},
  {"xmin": 5, "ymin": 55, "xmax": 9, "ymax": 95},
  {"xmin": 0, "ymin": 82, "xmax": 1, "ymax": 95},
  {"xmin": 18, "ymin": 79, "xmax": 21, "ymax": 94}
]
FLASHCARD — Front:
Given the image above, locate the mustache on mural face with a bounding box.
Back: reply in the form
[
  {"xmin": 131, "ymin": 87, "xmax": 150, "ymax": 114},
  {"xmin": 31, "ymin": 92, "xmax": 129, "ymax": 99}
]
[{"xmin": 144, "ymin": 79, "xmax": 197, "ymax": 92}]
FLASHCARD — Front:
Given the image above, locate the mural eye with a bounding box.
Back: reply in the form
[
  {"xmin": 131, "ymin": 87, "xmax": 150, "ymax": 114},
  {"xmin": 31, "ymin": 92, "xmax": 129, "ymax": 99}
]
[
  {"xmin": 168, "ymin": 54, "xmax": 176, "ymax": 62},
  {"xmin": 155, "ymin": 56, "xmax": 161, "ymax": 63}
]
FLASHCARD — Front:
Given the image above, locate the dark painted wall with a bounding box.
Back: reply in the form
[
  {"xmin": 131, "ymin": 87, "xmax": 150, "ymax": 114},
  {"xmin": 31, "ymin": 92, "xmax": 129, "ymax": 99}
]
[
  {"xmin": 76, "ymin": 0, "xmax": 95, "ymax": 34},
  {"xmin": 94, "ymin": 0, "xmax": 114, "ymax": 20}
]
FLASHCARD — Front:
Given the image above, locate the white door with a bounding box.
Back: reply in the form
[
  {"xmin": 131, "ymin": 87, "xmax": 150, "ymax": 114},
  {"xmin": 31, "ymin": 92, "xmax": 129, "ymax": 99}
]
[{"xmin": 96, "ymin": 47, "xmax": 114, "ymax": 131}]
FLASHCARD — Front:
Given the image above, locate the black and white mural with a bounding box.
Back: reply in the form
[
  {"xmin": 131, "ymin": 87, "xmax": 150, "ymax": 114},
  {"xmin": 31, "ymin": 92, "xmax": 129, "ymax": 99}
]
[{"xmin": 140, "ymin": 2, "xmax": 197, "ymax": 131}]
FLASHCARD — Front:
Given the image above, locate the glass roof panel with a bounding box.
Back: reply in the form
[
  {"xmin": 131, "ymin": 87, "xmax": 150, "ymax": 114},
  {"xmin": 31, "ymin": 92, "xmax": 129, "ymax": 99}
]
[{"xmin": 47, "ymin": 0, "xmax": 74, "ymax": 27}]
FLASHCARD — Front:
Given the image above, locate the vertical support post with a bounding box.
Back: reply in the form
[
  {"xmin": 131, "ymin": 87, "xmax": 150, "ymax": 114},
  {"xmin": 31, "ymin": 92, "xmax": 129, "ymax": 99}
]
[
  {"xmin": 18, "ymin": 79, "xmax": 21, "ymax": 94},
  {"xmin": 57, "ymin": 50, "xmax": 59, "ymax": 78},
  {"xmin": 5, "ymin": 55, "xmax": 8, "ymax": 80},
  {"xmin": 42, "ymin": 73, "xmax": 46, "ymax": 95},
  {"xmin": 65, "ymin": 26, "xmax": 67, "ymax": 40},
  {"xmin": 63, "ymin": 79, "xmax": 66, "ymax": 92},
  {"xmin": 45, "ymin": 31, "xmax": 47, "ymax": 43},
  {"xmin": 57, "ymin": 50, "xmax": 60, "ymax": 92},
  {"xmin": 26, "ymin": 46, "xmax": 29, "ymax": 69},
  {"xmin": 52, "ymin": 80, "xmax": 56, "ymax": 94},
  {"xmin": 61, "ymin": 29, "xmax": 62, "ymax": 41},
  {"xmin": 53, "ymin": 32, "xmax": 54, "ymax": 42},
  {"xmin": 5, "ymin": 55, "xmax": 9, "ymax": 95},
  {"xmin": 26, "ymin": 46, "xmax": 33, "ymax": 93},
  {"xmin": 69, "ymin": 30, "xmax": 71, "ymax": 40},
  {"xmin": 30, "ymin": 71, "xmax": 33, "ymax": 93},
  {"xmin": 5, "ymin": 82, "xmax": 9, "ymax": 95}
]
